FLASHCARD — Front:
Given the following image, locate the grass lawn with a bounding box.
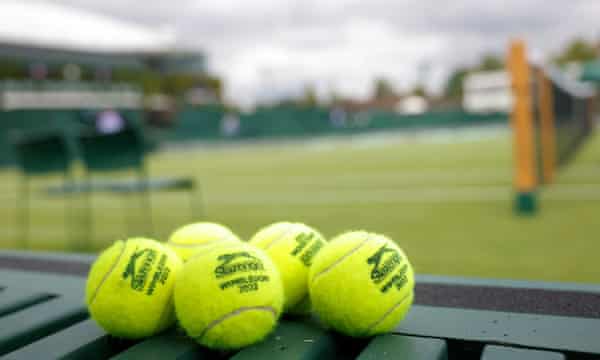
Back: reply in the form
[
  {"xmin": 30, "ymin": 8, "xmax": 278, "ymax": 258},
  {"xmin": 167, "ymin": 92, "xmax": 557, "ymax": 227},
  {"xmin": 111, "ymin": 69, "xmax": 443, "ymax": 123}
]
[{"xmin": 1, "ymin": 126, "xmax": 599, "ymax": 283}]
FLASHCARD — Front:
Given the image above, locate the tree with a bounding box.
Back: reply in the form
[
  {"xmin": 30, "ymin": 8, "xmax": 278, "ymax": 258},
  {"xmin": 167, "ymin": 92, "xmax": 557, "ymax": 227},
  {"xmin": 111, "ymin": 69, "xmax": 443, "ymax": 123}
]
[
  {"xmin": 555, "ymin": 38, "xmax": 598, "ymax": 65},
  {"xmin": 300, "ymin": 85, "xmax": 318, "ymax": 107},
  {"xmin": 411, "ymin": 85, "xmax": 426, "ymax": 97},
  {"xmin": 478, "ymin": 54, "xmax": 504, "ymax": 71},
  {"xmin": 444, "ymin": 68, "xmax": 469, "ymax": 100},
  {"xmin": 373, "ymin": 77, "xmax": 397, "ymax": 99},
  {"xmin": 442, "ymin": 54, "xmax": 503, "ymax": 101}
]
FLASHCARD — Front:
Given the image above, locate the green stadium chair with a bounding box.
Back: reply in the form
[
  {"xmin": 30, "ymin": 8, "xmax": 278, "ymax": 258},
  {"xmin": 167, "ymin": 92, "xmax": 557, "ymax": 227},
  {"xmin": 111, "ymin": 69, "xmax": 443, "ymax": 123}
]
[
  {"xmin": 77, "ymin": 126, "xmax": 200, "ymax": 240},
  {"xmin": 11, "ymin": 131, "xmax": 77, "ymax": 249}
]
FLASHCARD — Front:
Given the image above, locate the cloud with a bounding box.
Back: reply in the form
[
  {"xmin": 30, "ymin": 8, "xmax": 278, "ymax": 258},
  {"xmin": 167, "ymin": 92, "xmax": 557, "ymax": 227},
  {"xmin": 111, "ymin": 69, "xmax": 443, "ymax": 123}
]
[
  {"xmin": 217, "ymin": 19, "xmax": 444, "ymax": 106},
  {"xmin": 50, "ymin": 0, "xmax": 599, "ymax": 105}
]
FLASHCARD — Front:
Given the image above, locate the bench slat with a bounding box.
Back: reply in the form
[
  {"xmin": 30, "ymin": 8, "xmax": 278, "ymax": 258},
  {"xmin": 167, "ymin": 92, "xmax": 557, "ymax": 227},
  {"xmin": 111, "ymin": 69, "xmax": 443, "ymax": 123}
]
[
  {"xmin": 110, "ymin": 331, "xmax": 212, "ymax": 360},
  {"xmin": 0, "ymin": 288, "xmax": 53, "ymax": 317},
  {"xmin": 0, "ymin": 298, "xmax": 87, "ymax": 356},
  {"xmin": 357, "ymin": 334, "xmax": 448, "ymax": 360},
  {"xmin": 231, "ymin": 319, "xmax": 364, "ymax": 360},
  {"xmin": 481, "ymin": 345, "xmax": 566, "ymax": 360},
  {"xmin": 0, "ymin": 270, "xmax": 86, "ymax": 298},
  {"xmin": 395, "ymin": 305, "xmax": 600, "ymax": 355},
  {"xmin": 4, "ymin": 319, "xmax": 132, "ymax": 360}
]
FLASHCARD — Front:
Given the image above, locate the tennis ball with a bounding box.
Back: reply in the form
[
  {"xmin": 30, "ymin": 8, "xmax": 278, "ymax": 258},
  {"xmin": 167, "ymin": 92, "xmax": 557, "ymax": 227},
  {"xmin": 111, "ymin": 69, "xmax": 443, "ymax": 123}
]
[
  {"xmin": 167, "ymin": 222, "xmax": 241, "ymax": 261},
  {"xmin": 85, "ymin": 238, "xmax": 182, "ymax": 339},
  {"xmin": 249, "ymin": 222, "xmax": 326, "ymax": 314},
  {"xmin": 174, "ymin": 243, "xmax": 284, "ymax": 350},
  {"xmin": 308, "ymin": 231, "xmax": 414, "ymax": 337}
]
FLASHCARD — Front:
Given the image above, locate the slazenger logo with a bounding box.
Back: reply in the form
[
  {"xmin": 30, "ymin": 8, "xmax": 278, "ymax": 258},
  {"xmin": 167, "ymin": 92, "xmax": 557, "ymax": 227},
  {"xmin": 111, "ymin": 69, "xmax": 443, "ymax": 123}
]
[
  {"xmin": 367, "ymin": 244, "xmax": 402, "ymax": 285},
  {"xmin": 214, "ymin": 251, "xmax": 265, "ymax": 279},
  {"xmin": 122, "ymin": 247, "xmax": 157, "ymax": 291},
  {"xmin": 291, "ymin": 232, "xmax": 324, "ymax": 267}
]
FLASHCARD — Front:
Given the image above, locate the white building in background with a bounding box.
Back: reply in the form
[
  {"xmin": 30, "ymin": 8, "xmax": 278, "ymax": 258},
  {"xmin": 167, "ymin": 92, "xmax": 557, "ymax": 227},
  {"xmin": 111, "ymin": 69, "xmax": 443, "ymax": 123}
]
[
  {"xmin": 395, "ymin": 95, "xmax": 428, "ymax": 115},
  {"xmin": 0, "ymin": 0, "xmax": 175, "ymax": 54},
  {"xmin": 0, "ymin": 1, "xmax": 209, "ymax": 78},
  {"xmin": 0, "ymin": 1, "xmax": 215, "ymax": 110},
  {"xmin": 463, "ymin": 70, "xmax": 513, "ymax": 113}
]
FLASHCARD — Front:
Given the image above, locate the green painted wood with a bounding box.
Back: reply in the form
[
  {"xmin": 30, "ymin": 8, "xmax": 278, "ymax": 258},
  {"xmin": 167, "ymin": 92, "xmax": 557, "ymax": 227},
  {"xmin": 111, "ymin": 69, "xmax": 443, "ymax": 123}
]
[
  {"xmin": 0, "ymin": 270, "xmax": 86, "ymax": 299},
  {"xmin": 13, "ymin": 132, "xmax": 73, "ymax": 175},
  {"xmin": 4, "ymin": 319, "xmax": 132, "ymax": 360},
  {"xmin": 5, "ymin": 251, "xmax": 599, "ymax": 294},
  {"xmin": 395, "ymin": 305, "xmax": 600, "ymax": 355},
  {"xmin": 0, "ymin": 288, "xmax": 53, "ymax": 317},
  {"xmin": 481, "ymin": 345, "xmax": 566, "ymax": 360},
  {"xmin": 0, "ymin": 298, "xmax": 87, "ymax": 355},
  {"xmin": 0, "ymin": 250, "xmax": 96, "ymax": 264},
  {"xmin": 79, "ymin": 127, "xmax": 146, "ymax": 172},
  {"xmin": 110, "ymin": 331, "xmax": 212, "ymax": 360},
  {"xmin": 231, "ymin": 319, "xmax": 366, "ymax": 360},
  {"xmin": 46, "ymin": 177, "xmax": 195, "ymax": 195},
  {"xmin": 417, "ymin": 275, "xmax": 600, "ymax": 294},
  {"xmin": 2, "ymin": 259, "xmax": 600, "ymax": 357},
  {"xmin": 357, "ymin": 334, "xmax": 448, "ymax": 360}
]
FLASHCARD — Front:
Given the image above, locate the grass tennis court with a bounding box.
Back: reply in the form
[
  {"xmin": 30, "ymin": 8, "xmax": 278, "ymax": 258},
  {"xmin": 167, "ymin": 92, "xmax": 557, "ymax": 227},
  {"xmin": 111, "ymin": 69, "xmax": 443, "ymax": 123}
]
[{"xmin": 1, "ymin": 125, "xmax": 599, "ymax": 283}]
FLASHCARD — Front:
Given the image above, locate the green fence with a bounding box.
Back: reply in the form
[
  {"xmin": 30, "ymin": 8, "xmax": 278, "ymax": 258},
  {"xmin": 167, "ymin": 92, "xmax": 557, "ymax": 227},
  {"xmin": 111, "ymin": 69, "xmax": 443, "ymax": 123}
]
[
  {"xmin": 0, "ymin": 109, "xmax": 144, "ymax": 166},
  {"xmin": 167, "ymin": 105, "xmax": 507, "ymax": 143},
  {"xmin": 0, "ymin": 106, "xmax": 507, "ymax": 166}
]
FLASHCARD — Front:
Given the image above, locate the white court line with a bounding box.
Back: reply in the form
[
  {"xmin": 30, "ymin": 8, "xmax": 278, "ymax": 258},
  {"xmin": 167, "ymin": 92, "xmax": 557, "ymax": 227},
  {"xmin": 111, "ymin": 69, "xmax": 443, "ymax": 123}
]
[
  {"xmin": 0, "ymin": 184, "xmax": 599, "ymax": 209},
  {"xmin": 201, "ymin": 169, "xmax": 511, "ymax": 183},
  {"xmin": 162, "ymin": 124, "xmax": 509, "ymax": 154},
  {"xmin": 204, "ymin": 185, "xmax": 600, "ymax": 205}
]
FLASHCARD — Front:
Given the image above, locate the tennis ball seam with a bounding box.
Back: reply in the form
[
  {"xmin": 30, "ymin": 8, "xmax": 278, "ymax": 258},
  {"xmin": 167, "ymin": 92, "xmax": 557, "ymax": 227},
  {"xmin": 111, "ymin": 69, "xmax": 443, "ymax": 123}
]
[
  {"xmin": 88, "ymin": 241, "xmax": 127, "ymax": 306},
  {"xmin": 168, "ymin": 238, "xmax": 226, "ymax": 248},
  {"xmin": 186, "ymin": 241, "xmax": 243, "ymax": 264},
  {"xmin": 194, "ymin": 305, "xmax": 278, "ymax": 341},
  {"xmin": 363, "ymin": 291, "xmax": 412, "ymax": 335},
  {"xmin": 263, "ymin": 223, "xmax": 297, "ymax": 250},
  {"xmin": 310, "ymin": 234, "xmax": 373, "ymax": 286},
  {"xmin": 168, "ymin": 229, "xmax": 235, "ymax": 248}
]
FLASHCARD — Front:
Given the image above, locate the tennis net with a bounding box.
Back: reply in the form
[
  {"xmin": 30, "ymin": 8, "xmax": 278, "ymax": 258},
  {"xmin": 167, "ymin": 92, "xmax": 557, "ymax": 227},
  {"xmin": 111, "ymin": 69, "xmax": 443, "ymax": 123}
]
[{"xmin": 532, "ymin": 64, "xmax": 596, "ymax": 183}]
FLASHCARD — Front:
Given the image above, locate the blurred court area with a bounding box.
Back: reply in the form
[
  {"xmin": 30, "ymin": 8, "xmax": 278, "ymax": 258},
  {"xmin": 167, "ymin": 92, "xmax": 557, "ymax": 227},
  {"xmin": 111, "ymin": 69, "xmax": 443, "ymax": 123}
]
[
  {"xmin": 0, "ymin": 1, "xmax": 599, "ymax": 284},
  {"xmin": 1, "ymin": 125, "xmax": 599, "ymax": 283}
]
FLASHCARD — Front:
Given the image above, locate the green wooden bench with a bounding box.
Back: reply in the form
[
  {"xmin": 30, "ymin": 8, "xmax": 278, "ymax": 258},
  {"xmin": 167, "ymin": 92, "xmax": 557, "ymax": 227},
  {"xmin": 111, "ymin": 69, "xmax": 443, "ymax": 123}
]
[{"xmin": 1, "ymin": 250, "xmax": 599, "ymax": 359}]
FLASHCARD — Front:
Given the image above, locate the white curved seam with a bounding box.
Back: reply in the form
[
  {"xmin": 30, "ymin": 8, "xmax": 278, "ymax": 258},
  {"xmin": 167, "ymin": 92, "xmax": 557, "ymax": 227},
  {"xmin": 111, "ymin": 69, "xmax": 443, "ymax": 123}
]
[
  {"xmin": 264, "ymin": 223, "xmax": 297, "ymax": 250},
  {"xmin": 168, "ymin": 229, "xmax": 235, "ymax": 248},
  {"xmin": 311, "ymin": 235, "xmax": 372, "ymax": 284},
  {"xmin": 195, "ymin": 306, "xmax": 278, "ymax": 340},
  {"xmin": 167, "ymin": 238, "xmax": 226, "ymax": 248},
  {"xmin": 186, "ymin": 242, "xmax": 241, "ymax": 263},
  {"xmin": 364, "ymin": 291, "xmax": 412, "ymax": 334},
  {"xmin": 89, "ymin": 241, "xmax": 127, "ymax": 306}
]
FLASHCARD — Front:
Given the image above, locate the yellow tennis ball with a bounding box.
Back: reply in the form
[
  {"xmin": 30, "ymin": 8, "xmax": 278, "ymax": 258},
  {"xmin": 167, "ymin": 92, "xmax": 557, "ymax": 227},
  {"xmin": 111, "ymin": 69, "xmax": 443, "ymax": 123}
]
[
  {"xmin": 85, "ymin": 238, "xmax": 182, "ymax": 339},
  {"xmin": 249, "ymin": 222, "xmax": 326, "ymax": 314},
  {"xmin": 174, "ymin": 243, "xmax": 284, "ymax": 350},
  {"xmin": 308, "ymin": 231, "xmax": 414, "ymax": 337},
  {"xmin": 167, "ymin": 222, "xmax": 241, "ymax": 261}
]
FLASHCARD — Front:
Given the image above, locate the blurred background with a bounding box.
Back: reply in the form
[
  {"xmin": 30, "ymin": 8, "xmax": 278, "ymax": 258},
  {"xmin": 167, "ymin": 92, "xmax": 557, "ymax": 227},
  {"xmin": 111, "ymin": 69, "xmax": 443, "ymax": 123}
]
[{"xmin": 0, "ymin": 0, "xmax": 598, "ymax": 283}]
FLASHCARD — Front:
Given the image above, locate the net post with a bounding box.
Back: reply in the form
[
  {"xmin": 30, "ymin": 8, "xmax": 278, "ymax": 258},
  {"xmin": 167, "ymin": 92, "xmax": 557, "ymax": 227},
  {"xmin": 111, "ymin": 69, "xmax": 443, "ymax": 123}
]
[{"xmin": 508, "ymin": 39, "xmax": 538, "ymax": 215}]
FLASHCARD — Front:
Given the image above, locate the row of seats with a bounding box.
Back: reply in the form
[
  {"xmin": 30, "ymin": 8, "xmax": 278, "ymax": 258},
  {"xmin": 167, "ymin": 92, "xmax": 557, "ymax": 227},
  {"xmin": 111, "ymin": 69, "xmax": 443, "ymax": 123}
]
[{"xmin": 12, "ymin": 127, "xmax": 200, "ymax": 250}]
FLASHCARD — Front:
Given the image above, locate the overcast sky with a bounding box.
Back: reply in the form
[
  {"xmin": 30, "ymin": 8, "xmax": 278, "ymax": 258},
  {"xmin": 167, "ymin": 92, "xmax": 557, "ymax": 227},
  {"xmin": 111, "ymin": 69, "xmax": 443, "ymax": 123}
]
[{"xmin": 52, "ymin": 0, "xmax": 599, "ymax": 106}]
